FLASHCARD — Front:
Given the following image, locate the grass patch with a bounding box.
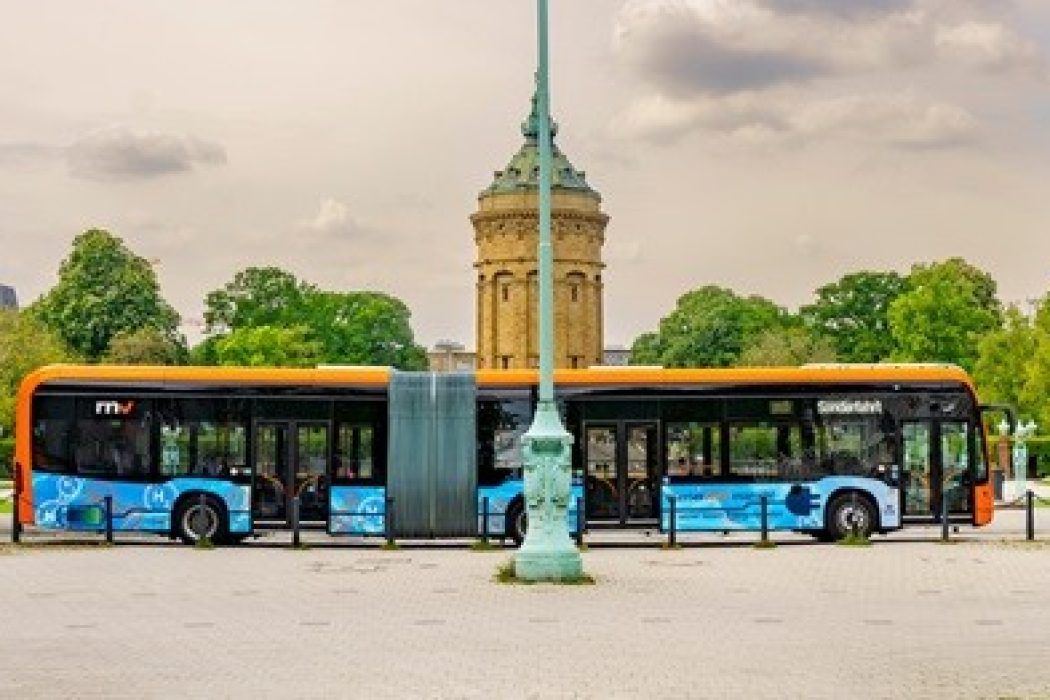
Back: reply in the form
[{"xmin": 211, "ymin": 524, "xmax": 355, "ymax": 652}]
[
  {"xmin": 380, "ymin": 541, "xmax": 401, "ymax": 551},
  {"xmin": 659, "ymin": 542, "xmax": 683, "ymax": 550},
  {"xmin": 0, "ymin": 500, "xmax": 11, "ymax": 515},
  {"xmin": 753, "ymin": 539, "xmax": 778, "ymax": 549},
  {"xmin": 193, "ymin": 537, "xmax": 215, "ymax": 550},
  {"xmin": 494, "ymin": 559, "xmax": 596, "ymax": 585},
  {"xmin": 470, "ymin": 539, "xmax": 501, "ymax": 552},
  {"xmin": 836, "ymin": 531, "xmax": 873, "ymax": 547}
]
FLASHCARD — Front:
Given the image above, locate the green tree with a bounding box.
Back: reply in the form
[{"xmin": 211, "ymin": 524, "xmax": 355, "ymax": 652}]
[
  {"xmin": 104, "ymin": 328, "xmax": 187, "ymax": 365},
  {"xmin": 888, "ymin": 258, "xmax": 1002, "ymax": 373},
  {"xmin": 630, "ymin": 285, "xmax": 791, "ymax": 367},
  {"xmin": 210, "ymin": 326, "xmax": 323, "ymax": 367},
  {"xmin": 0, "ymin": 310, "xmax": 71, "ymax": 434},
  {"xmin": 1018, "ymin": 294, "xmax": 1050, "ymax": 430},
  {"xmin": 800, "ymin": 271, "xmax": 905, "ymax": 362},
  {"xmin": 199, "ymin": 267, "xmax": 428, "ymax": 370},
  {"xmin": 31, "ymin": 229, "xmax": 182, "ymax": 361},
  {"xmin": 203, "ymin": 266, "xmax": 315, "ymax": 334},
  {"xmin": 973, "ymin": 305, "xmax": 1037, "ymax": 413},
  {"xmin": 307, "ymin": 291, "xmax": 427, "ymax": 369},
  {"xmin": 736, "ymin": 327, "xmax": 838, "ymax": 367}
]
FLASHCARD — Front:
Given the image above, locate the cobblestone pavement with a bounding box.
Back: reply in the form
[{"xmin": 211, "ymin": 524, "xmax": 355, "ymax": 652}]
[{"xmin": 2, "ymin": 515, "xmax": 1050, "ymax": 699}]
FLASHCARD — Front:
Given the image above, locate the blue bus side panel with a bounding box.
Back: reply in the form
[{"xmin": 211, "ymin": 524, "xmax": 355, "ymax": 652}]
[
  {"xmin": 32, "ymin": 474, "xmax": 252, "ymax": 534},
  {"xmin": 661, "ymin": 477, "xmax": 900, "ymax": 532},
  {"xmin": 329, "ymin": 480, "xmax": 579, "ymax": 537},
  {"xmin": 329, "ymin": 485, "xmax": 386, "ymax": 535}
]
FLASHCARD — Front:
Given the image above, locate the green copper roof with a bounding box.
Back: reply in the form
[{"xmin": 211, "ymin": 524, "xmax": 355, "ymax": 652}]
[{"xmin": 483, "ymin": 94, "xmax": 597, "ymax": 195}]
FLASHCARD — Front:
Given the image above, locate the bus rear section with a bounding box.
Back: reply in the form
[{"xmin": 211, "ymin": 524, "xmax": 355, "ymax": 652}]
[{"xmin": 561, "ymin": 373, "xmax": 996, "ymax": 541}]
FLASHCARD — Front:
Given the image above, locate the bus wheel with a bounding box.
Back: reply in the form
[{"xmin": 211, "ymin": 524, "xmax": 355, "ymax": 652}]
[
  {"xmin": 175, "ymin": 496, "xmax": 227, "ymax": 545},
  {"xmin": 506, "ymin": 501, "xmax": 527, "ymax": 546},
  {"xmin": 826, "ymin": 493, "xmax": 876, "ymax": 541}
]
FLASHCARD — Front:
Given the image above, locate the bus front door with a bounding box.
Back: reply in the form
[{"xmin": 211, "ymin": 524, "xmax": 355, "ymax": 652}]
[
  {"xmin": 252, "ymin": 422, "xmax": 330, "ymax": 527},
  {"xmin": 902, "ymin": 420, "xmax": 972, "ymax": 520},
  {"xmin": 584, "ymin": 422, "xmax": 659, "ymax": 526}
]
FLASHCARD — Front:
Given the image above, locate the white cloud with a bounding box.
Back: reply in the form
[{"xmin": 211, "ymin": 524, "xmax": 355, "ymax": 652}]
[
  {"xmin": 614, "ymin": 90, "xmax": 978, "ymax": 148},
  {"xmin": 936, "ymin": 21, "xmax": 1045, "ymax": 73},
  {"xmin": 66, "ymin": 125, "xmax": 226, "ymax": 181},
  {"xmin": 614, "ymin": 0, "xmax": 1045, "ymax": 95},
  {"xmin": 297, "ymin": 198, "xmax": 360, "ymax": 239},
  {"xmin": 609, "ymin": 0, "xmax": 1044, "ymax": 147}
]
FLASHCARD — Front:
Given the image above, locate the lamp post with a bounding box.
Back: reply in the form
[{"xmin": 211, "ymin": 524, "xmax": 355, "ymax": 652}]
[{"xmin": 513, "ymin": 0, "xmax": 584, "ymax": 581}]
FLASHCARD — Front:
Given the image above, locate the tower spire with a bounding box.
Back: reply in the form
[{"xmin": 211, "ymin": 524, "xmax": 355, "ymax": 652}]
[{"xmin": 522, "ymin": 88, "xmax": 558, "ymax": 143}]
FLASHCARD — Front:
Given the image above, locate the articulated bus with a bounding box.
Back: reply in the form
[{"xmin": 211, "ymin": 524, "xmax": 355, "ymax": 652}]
[{"xmin": 13, "ymin": 363, "xmax": 1009, "ymax": 545}]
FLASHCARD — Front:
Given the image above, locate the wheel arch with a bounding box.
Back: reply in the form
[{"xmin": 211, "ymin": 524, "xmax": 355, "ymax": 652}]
[
  {"xmin": 825, "ymin": 487, "xmax": 882, "ymax": 533},
  {"xmin": 172, "ymin": 490, "xmax": 231, "ymax": 537}
]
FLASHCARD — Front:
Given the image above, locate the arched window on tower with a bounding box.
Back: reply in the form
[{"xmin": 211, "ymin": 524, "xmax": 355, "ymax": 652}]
[{"xmin": 568, "ymin": 272, "xmax": 586, "ymax": 303}]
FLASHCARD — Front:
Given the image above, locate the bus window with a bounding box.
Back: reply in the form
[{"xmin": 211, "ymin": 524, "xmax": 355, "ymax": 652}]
[
  {"xmin": 815, "ymin": 417, "xmax": 893, "ymax": 479},
  {"xmin": 156, "ymin": 398, "xmax": 248, "ymax": 477},
  {"xmin": 477, "ymin": 396, "xmax": 530, "ymax": 485},
  {"xmin": 72, "ymin": 399, "xmax": 152, "ymax": 477},
  {"xmin": 31, "ymin": 396, "xmax": 74, "ymax": 474},
  {"xmin": 666, "ymin": 422, "xmax": 721, "ymax": 480},
  {"xmin": 335, "ymin": 424, "xmax": 374, "ymax": 481},
  {"xmin": 941, "ymin": 421, "xmax": 971, "ymax": 511},
  {"xmin": 729, "ymin": 422, "xmax": 805, "ymax": 480}
]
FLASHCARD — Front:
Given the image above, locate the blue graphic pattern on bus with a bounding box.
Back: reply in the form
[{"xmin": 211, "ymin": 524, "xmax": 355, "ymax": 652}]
[
  {"xmin": 660, "ymin": 477, "xmax": 899, "ymax": 532},
  {"xmin": 32, "ymin": 474, "xmax": 251, "ymax": 534},
  {"xmin": 329, "ymin": 486, "xmax": 386, "ymax": 535},
  {"xmin": 329, "ymin": 479, "xmax": 580, "ymax": 537}
]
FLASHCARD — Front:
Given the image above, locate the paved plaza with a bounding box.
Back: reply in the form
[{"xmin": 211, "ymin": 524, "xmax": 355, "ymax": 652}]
[{"xmin": 2, "ymin": 510, "xmax": 1050, "ymax": 699}]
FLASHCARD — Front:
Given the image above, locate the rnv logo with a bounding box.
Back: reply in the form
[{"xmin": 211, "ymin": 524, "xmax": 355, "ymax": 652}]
[{"xmin": 95, "ymin": 400, "xmax": 136, "ymax": 416}]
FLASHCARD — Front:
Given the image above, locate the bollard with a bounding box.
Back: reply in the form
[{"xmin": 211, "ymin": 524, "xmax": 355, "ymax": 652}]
[
  {"xmin": 575, "ymin": 496, "xmax": 584, "ymax": 548},
  {"xmin": 384, "ymin": 496, "xmax": 395, "ymax": 547},
  {"xmin": 11, "ymin": 462, "xmax": 22, "ymax": 544},
  {"xmin": 104, "ymin": 495, "xmax": 114, "ymax": 544},
  {"xmin": 480, "ymin": 497, "xmax": 489, "ymax": 545},
  {"xmin": 940, "ymin": 492, "xmax": 949, "ymax": 542},
  {"xmin": 668, "ymin": 496, "xmax": 677, "ymax": 548},
  {"xmin": 1026, "ymin": 490, "xmax": 1035, "ymax": 542},
  {"xmin": 291, "ymin": 496, "xmax": 301, "ymax": 548},
  {"xmin": 760, "ymin": 495, "xmax": 769, "ymax": 544}
]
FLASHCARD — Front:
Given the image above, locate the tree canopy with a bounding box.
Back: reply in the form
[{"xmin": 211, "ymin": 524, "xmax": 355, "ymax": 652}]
[
  {"xmin": 104, "ymin": 328, "xmax": 188, "ymax": 365},
  {"xmin": 199, "ymin": 267, "xmax": 427, "ymax": 369},
  {"xmin": 31, "ymin": 229, "xmax": 183, "ymax": 361},
  {"xmin": 800, "ymin": 271, "xmax": 905, "ymax": 363},
  {"xmin": 0, "ymin": 310, "xmax": 71, "ymax": 434},
  {"xmin": 208, "ymin": 326, "xmax": 324, "ymax": 367},
  {"xmin": 630, "ymin": 285, "xmax": 791, "ymax": 367},
  {"xmin": 888, "ymin": 258, "xmax": 1002, "ymax": 372},
  {"xmin": 736, "ymin": 327, "xmax": 837, "ymax": 367}
]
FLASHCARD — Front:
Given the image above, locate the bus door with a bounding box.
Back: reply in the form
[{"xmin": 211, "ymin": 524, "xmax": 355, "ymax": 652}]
[
  {"xmin": 252, "ymin": 421, "xmax": 330, "ymax": 526},
  {"xmin": 584, "ymin": 422, "xmax": 659, "ymax": 525},
  {"xmin": 902, "ymin": 420, "xmax": 972, "ymax": 519}
]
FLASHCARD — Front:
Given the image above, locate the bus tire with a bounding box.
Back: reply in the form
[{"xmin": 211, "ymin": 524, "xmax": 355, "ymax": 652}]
[
  {"xmin": 826, "ymin": 492, "xmax": 876, "ymax": 541},
  {"xmin": 506, "ymin": 500, "xmax": 526, "ymax": 547},
  {"xmin": 174, "ymin": 494, "xmax": 228, "ymax": 546}
]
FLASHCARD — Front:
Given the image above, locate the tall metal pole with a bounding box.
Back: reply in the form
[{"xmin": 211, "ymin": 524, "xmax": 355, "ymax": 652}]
[{"xmin": 513, "ymin": 0, "xmax": 583, "ymax": 581}]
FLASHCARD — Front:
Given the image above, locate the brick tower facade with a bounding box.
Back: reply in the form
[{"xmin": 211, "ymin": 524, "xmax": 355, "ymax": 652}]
[{"xmin": 471, "ymin": 97, "xmax": 608, "ymax": 369}]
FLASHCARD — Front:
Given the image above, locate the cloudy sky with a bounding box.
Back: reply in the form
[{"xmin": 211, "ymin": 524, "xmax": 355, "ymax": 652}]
[{"xmin": 2, "ymin": 0, "xmax": 1048, "ymax": 350}]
